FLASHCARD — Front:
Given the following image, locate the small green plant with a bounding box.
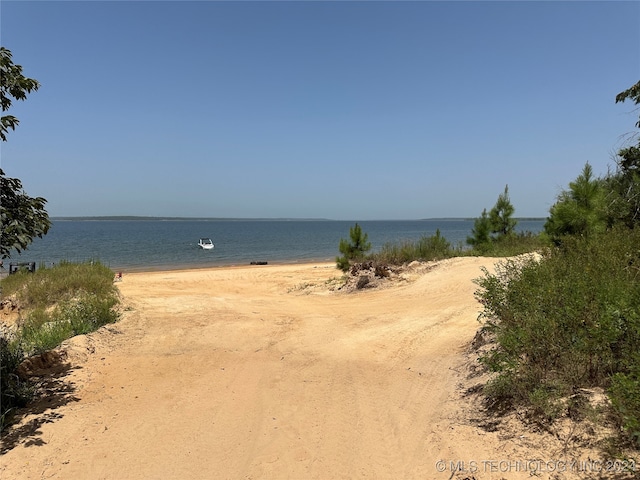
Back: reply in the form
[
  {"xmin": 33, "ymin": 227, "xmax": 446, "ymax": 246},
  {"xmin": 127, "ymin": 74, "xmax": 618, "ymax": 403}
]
[{"xmin": 336, "ymin": 223, "xmax": 371, "ymax": 272}]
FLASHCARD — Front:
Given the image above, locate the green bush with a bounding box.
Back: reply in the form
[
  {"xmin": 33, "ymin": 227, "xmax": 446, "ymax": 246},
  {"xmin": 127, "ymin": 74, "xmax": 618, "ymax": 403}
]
[
  {"xmin": 475, "ymin": 227, "xmax": 640, "ymax": 441},
  {"xmin": 610, "ymin": 361, "xmax": 640, "ymax": 447}
]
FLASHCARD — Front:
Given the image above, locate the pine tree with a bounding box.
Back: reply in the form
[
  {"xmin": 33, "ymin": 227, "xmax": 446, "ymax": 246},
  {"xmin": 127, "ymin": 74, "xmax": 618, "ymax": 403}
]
[
  {"xmin": 467, "ymin": 208, "xmax": 492, "ymax": 252},
  {"xmin": 336, "ymin": 223, "xmax": 371, "ymax": 272},
  {"xmin": 544, "ymin": 163, "xmax": 606, "ymax": 241},
  {"xmin": 489, "ymin": 185, "xmax": 517, "ymax": 237}
]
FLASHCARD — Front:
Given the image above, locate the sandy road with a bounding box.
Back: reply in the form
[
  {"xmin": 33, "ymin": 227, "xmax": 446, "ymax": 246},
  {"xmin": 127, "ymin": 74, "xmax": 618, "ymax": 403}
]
[{"xmin": 1, "ymin": 258, "xmax": 620, "ymax": 480}]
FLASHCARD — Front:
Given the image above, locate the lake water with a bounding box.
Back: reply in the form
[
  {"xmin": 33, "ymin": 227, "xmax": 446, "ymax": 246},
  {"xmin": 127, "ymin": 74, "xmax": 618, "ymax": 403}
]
[{"xmin": 5, "ymin": 218, "xmax": 545, "ymax": 272}]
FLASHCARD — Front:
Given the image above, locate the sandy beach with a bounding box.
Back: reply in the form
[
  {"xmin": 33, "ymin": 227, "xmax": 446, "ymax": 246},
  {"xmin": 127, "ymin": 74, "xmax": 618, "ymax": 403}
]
[{"xmin": 0, "ymin": 258, "xmax": 632, "ymax": 479}]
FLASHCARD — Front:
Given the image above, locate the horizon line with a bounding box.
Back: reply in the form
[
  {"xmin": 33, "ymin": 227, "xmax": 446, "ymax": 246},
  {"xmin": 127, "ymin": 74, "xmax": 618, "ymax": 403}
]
[{"xmin": 50, "ymin": 215, "xmax": 548, "ymax": 221}]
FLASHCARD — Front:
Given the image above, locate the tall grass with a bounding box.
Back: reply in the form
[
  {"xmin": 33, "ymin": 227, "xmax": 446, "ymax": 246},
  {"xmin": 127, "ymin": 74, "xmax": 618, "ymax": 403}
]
[
  {"xmin": 0, "ymin": 261, "xmax": 120, "ymax": 430},
  {"xmin": 1, "ymin": 260, "xmax": 116, "ymax": 311},
  {"xmin": 371, "ymin": 229, "xmax": 460, "ymax": 264},
  {"xmin": 369, "ymin": 229, "xmax": 547, "ymax": 265}
]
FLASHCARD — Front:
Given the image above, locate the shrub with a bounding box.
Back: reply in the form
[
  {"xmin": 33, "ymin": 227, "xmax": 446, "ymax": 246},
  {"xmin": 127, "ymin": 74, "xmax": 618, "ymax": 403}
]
[
  {"xmin": 610, "ymin": 360, "xmax": 640, "ymax": 447},
  {"xmin": 475, "ymin": 227, "xmax": 640, "ymax": 437}
]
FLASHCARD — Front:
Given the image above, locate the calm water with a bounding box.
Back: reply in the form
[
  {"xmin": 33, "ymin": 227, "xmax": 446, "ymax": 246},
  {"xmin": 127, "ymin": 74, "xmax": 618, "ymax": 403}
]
[{"xmin": 6, "ymin": 219, "xmax": 545, "ymax": 272}]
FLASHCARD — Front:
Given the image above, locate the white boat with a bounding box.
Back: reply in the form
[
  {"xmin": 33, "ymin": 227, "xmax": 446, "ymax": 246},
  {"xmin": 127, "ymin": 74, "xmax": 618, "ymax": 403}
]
[{"xmin": 198, "ymin": 238, "xmax": 214, "ymax": 250}]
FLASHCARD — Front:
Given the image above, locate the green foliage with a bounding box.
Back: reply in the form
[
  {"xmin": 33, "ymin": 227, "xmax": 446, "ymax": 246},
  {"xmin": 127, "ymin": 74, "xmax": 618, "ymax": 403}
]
[
  {"xmin": 605, "ymin": 152, "xmax": 640, "ymax": 228},
  {"xmin": 470, "ymin": 79, "xmax": 640, "ymax": 446},
  {"xmin": 336, "ymin": 223, "xmax": 371, "ymax": 272},
  {"xmin": 467, "ymin": 186, "xmax": 519, "ymax": 251},
  {"xmin": 0, "ymin": 337, "xmax": 33, "ymax": 429},
  {"xmin": 0, "ymin": 261, "xmax": 120, "ymax": 429},
  {"xmin": 544, "ymin": 163, "xmax": 607, "ymax": 242},
  {"xmin": 475, "ymin": 227, "xmax": 640, "ymax": 440},
  {"xmin": 616, "ymin": 144, "xmax": 640, "ymax": 177},
  {"xmin": 0, "ymin": 47, "xmax": 49, "ymax": 259},
  {"xmin": 608, "ymin": 80, "xmax": 640, "ymax": 227},
  {"xmin": 1, "ymin": 47, "xmax": 40, "ymax": 141},
  {"xmin": 374, "ymin": 229, "xmax": 455, "ymax": 264},
  {"xmin": 610, "ymin": 362, "xmax": 640, "ymax": 447},
  {"xmin": 489, "ymin": 185, "xmax": 517, "ymax": 237},
  {"xmin": 615, "ymin": 80, "xmax": 640, "ymax": 129},
  {"xmin": 1, "ymin": 260, "xmax": 117, "ymax": 310},
  {"xmin": 467, "ymin": 209, "xmax": 492, "ymax": 252},
  {"xmin": 19, "ymin": 292, "xmax": 119, "ymax": 356},
  {"xmin": 483, "ymin": 231, "xmax": 549, "ymax": 257},
  {"xmin": 0, "ymin": 170, "xmax": 51, "ymax": 258}
]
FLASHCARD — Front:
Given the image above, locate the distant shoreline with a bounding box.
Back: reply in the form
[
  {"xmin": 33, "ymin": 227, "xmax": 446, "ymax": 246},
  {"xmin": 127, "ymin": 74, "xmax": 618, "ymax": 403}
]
[{"xmin": 51, "ymin": 216, "xmax": 547, "ymax": 222}]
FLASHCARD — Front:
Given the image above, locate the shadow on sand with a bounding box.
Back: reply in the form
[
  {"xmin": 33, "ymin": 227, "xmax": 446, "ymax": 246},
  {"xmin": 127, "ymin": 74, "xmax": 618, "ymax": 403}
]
[{"xmin": 1, "ymin": 359, "xmax": 82, "ymax": 454}]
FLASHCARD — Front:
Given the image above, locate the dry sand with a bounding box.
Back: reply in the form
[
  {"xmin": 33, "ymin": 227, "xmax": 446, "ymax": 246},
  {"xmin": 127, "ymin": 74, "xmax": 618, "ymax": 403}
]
[{"xmin": 0, "ymin": 258, "xmax": 635, "ymax": 479}]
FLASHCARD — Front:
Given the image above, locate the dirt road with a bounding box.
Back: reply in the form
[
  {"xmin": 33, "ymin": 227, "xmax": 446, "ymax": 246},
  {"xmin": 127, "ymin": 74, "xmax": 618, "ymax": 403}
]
[{"xmin": 0, "ymin": 258, "xmax": 628, "ymax": 479}]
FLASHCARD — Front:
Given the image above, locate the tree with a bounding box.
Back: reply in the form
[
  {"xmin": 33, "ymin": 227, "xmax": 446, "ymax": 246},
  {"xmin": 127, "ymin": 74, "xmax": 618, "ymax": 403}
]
[
  {"xmin": 0, "ymin": 47, "xmax": 50, "ymax": 258},
  {"xmin": 544, "ymin": 163, "xmax": 606, "ymax": 241},
  {"xmin": 616, "ymin": 80, "xmax": 640, "ymax": 175},
  {"xmin": 1, "ymin": 47, "xmax": 40, "ymax": 141},
  {"xmin": 489, "ymin": 184, "xmax": 517, "ymax": 237},
  {"xmin": 466, "ymin": 208, "xmax": 492, "ymax": 252},
  {"xmin": 467, "ymin": 186, "xmax": 517, "ymax": 252},
  {"xmin": 467, "ymin": 208, "xmax": 491, "ymax": 252},
  {"xmin": 0, "ymin": 174, "xmax": 50, "ymax": 258},
  {"xmin": 336, "ymin": 223, "xmax": 371, "ymax": 272},
  {"xmin": 606, "ymin": 80, "xmax": 640, "ymax": 227},
  {"xmin": 615, "ymin": 80, "xmax": 640, "ymax": 129}
]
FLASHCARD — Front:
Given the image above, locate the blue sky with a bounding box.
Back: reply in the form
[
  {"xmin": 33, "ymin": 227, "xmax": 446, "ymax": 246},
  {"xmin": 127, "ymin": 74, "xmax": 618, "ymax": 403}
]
[{"xmin": 1, "ymin": 1, "xmax": 639, "ymax": 220}]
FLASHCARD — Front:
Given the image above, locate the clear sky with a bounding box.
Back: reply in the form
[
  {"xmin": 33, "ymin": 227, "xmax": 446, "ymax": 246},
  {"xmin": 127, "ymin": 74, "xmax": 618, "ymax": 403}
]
[{"xmin": 1, "ymin": 1, "xmax": 639, "ymax": 220}]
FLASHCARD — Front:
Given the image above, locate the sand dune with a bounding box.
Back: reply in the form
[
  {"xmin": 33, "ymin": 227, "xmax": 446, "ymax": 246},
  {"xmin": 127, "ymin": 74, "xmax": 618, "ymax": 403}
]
[{"xmin": 1, "ymin": 258, "xmax": 632, "ymax": 479}]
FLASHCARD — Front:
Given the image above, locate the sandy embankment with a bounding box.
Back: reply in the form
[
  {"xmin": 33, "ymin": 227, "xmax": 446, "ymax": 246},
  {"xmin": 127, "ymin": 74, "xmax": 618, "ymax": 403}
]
[{"xmin": 0, "ymin": 258, "xmax": 633, "ymax": 479}]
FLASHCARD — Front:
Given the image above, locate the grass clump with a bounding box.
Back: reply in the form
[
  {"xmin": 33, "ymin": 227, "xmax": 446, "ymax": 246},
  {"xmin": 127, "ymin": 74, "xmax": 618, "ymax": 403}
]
[
  {"xmin": 371, "ymin": 228, "xmax": 546, "ymax": 265},
  {"xmin": 372, "ymin": 229, "xmax": 458, "ymax": 264},
  {"xmin": 0, "ymin": 260, "xmax": 120, "ymax": 430},
  {"xmin": 474, "ymin": 227, "xmax": 640, "ymax": 447},
  {"xmin": 18, "ymin": 291, "xmax": 119, "ymax": 355},
  {"xmin": 1, "ymin": 260, "xmax": 116, "ymax": 311}
]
